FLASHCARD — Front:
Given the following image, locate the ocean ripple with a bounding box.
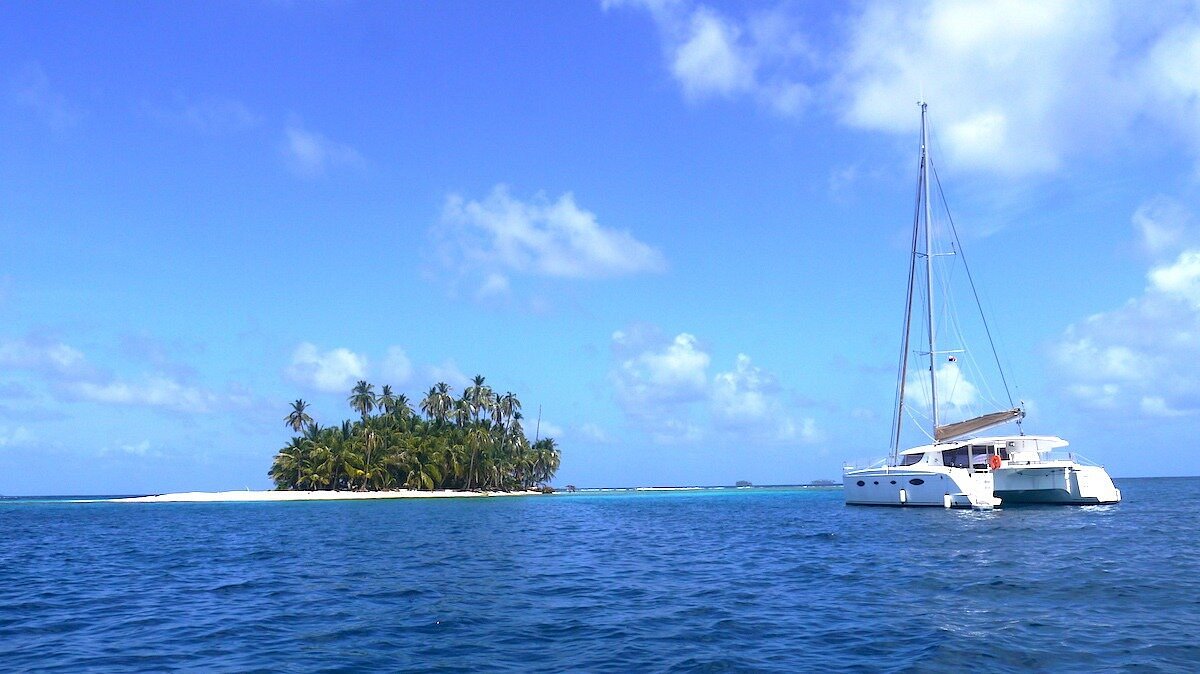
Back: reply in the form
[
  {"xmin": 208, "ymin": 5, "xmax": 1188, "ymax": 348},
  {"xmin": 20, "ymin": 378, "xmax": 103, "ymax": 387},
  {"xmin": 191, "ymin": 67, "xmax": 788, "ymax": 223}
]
[{"xmin": 1, "ymin": 479, "xmax": 1198, "ymax": 671}]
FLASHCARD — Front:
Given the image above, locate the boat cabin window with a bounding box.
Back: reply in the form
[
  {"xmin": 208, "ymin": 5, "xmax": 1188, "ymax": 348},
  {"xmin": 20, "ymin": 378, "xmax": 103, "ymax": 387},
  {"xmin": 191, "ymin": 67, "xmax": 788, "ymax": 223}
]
[
  {"xmin": 940, "ymin": 445, "xmax": 1003, "ymax": 468},
  {"xmin": 899, "ymin": 452, "xmax": 925, "ymax": 466}
]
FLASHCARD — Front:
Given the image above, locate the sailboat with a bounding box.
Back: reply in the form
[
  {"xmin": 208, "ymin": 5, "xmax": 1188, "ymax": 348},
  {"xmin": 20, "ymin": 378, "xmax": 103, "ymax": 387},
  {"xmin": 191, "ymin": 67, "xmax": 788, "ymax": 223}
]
[{"xmin": 842, "ymin": 102, "xmax": 1121, "ymax": 509}]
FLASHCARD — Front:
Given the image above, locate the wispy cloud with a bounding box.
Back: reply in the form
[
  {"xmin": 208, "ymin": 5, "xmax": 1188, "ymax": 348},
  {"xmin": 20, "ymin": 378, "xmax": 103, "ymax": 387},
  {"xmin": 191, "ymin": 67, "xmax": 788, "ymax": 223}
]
[
  {"xmin": 0, "ymin": 425, "xmax": 34, "ymax": 448},
  {"xmin": 436, "ymin": 184, "xmax": 666, "ymax": 299},
  {"xmin": 0, "ymin": 336, "xmax": 90, "ymax": 377},
  {"xmin": 145, "ymin": 96, "xmax": 263, "ymax": 135},
  {"xmin": 282, "ymin": 118, "xmax": 364, "ymax": 177},
  {"xmin": 64, "ymin": 377, "xmax": 226, "ymax": 414},
  {"xmin": 10, "ymin": 63, "xmax": 81, "ymax": 130},
  {"xmin": 0, "ymin": 334, "xmax": 250, "ymax": 415}
]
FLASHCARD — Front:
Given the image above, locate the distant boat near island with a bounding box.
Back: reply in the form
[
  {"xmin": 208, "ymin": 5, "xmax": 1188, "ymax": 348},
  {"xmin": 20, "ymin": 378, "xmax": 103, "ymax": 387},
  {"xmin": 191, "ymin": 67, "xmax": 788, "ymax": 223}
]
[{"xmin": 843, "ymin": 103, "xmax": 1121, "ymax": 509}]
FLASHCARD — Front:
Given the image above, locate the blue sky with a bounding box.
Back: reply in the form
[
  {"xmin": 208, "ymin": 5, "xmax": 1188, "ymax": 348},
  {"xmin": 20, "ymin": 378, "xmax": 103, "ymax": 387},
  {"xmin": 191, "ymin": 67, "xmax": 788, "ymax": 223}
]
[{"xmin": 3, "ymin": 0, "xmax": 1200, "ymax": 494}]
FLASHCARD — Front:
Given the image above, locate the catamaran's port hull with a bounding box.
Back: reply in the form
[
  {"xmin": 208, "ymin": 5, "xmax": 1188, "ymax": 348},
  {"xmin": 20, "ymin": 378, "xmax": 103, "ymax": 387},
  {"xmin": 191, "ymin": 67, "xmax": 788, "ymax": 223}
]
[{"xmin": 843, "ymin": 469, "xmax": 998, "ymax": 508}]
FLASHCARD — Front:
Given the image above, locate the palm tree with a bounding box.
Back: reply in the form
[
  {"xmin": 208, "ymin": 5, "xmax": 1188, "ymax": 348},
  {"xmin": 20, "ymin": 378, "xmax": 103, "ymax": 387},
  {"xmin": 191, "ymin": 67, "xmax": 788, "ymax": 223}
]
[
  {"xmin": 270, "ymin": 374, "xmax": 560, "ymax": 492},
  {"xmin": 349, "ymin": 380, "xmax": 376, "ymax": 420},
  {"xmin": 497, "ymin": 391, "xmax": 521, "ymax": 429},
  {"xmin": 270, "ymin": 437, "xmax": 309, "ymax": 489},
  {"xmin": 394, "ymin": 393, "xmax": 413, "ymax": 421},
  {"xmin": 285, "ymin": 399, "xmax": 313, "ymax": 433},
  {"xmin": 453, "ymin": 398, "xmax": 472, "ymax": 427},
  {"xmin": 378, "ymin": 385, "xmax": 396, "ymax": 416}
]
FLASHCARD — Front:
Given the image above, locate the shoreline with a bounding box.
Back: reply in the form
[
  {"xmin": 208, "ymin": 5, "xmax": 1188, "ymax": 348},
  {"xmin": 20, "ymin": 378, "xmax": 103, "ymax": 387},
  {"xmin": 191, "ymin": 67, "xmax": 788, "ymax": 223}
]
[{"xmin": 89, "ymin": 489, "xmax": 546, "ymax": 503}]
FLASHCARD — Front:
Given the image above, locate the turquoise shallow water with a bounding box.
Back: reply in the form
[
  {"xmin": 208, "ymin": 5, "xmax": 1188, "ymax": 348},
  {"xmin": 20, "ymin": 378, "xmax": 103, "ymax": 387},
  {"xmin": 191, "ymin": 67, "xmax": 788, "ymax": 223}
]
[{"xmin": 2, "ymin": 478, "xmax": 1198, "ymax": 672}]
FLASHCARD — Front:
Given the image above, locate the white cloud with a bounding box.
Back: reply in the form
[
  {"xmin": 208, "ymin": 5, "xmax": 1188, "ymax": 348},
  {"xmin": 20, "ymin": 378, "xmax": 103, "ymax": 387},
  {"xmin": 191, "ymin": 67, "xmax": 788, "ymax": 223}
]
[
  {"xmin": 611, "ymin": 327, "xmax": 818, "ymax": 444},
  {"xmin": 66, "ymin": 376, "xmax": 224, "ymax": 413},
  {"xmin": 439, "ymin": 185, "xmax": 666, "ymax": 282},
  {"xmin": 181, "ymin": 98, "xmax": 262, "ymax": 135},
  {"xmin": 283, "ymin": 119, "xmax": 364, "ymax": 177},
  {"xmin": 11, "ymin": 62, "xmax": 81, "ymax": 130},
  {"xmin": 839, "ymin": 0, "xmax": 1123, "ymax": 174},
  {"xmin": 423, "ymin": 360, "xmax": 471, "ymax": 391},
  {"xmin": 380, "ymin": 346, "xmax": 413, "ymax": 384},
  {"xmin": 672, "ymin": 8, "xmax": 755, "ymax": 98},
  {"xmin": 0, "ymin": 425, "xmax": 33, "ymax": 448},
  {"xmin": 0, "ymin": 337, "xmax": 89, "ymax": 377},
  {"xmin": 607, "ymin": 1, "xmax": 812, "ymax": 116},
  {"xmin": 578, "ymin": 422, "xmax": 611, "ymax": 443},
  {"xmin": 710, "ymin": 353, "xmax": 818, "ymax": 441},
  {"xmin": 905, "ymin": 362, "xmax": 981, "ymax": 413},
  {"xmin": 285, "ymin": 342, "xmax": 368, "ymax": 393},
  {"xmin": 476, "ymin": 273, "xmax": 511, "ymax": 299},
  {"xmin": 0, "ymin": 335, "xmax": 249, "ymax": 416},
  {"xmin": 1053, "ymin": 200, "xmax": 1200, "ymax": 418},
  {"xmin": 539, "ymin": 421, "xmax": 565, "ymax": 438},
  {"xmin": 1148, "ymin": 250, "xmax": 1200, "ymax": 309},
  {"xmin": 1133, "ymin": 196, "xmax": 1192, "ymax": 255},
  {"xmin": 1140, "ymin": 396, "xmax": 1190, "ymax": 418},
  {"xmin": 614, "ymin": 1, "xmax": 1200, "ymax": 175},
  {"xmin": 615, "ymin": 332, "xmax": 710, "ymax": 409}
]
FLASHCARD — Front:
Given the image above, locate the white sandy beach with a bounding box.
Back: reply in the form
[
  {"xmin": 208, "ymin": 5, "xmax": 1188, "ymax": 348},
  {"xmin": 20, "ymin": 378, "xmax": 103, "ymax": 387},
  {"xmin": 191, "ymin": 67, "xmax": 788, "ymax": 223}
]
[{"xmin": 99, "ymin": 489, "xmax": 546, "ymax": 503}]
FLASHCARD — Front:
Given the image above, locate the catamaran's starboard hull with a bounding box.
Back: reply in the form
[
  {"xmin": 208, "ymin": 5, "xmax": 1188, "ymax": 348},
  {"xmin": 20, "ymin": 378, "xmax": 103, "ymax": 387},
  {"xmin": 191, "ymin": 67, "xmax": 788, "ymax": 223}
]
[
  {"xmin": 994, "ymin": 464, "xmax": 1121, "ymax": 505},
  {"xmin": 843, "ymin": 468, "xmax": 998, "ymax": 508}
]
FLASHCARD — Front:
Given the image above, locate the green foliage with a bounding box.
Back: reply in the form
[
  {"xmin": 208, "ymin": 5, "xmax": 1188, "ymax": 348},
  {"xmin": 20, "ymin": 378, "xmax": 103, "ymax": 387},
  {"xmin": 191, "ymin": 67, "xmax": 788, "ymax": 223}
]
[{"xmin": 269, "ymin": 376, "xmax": 561, "ymax": 492}]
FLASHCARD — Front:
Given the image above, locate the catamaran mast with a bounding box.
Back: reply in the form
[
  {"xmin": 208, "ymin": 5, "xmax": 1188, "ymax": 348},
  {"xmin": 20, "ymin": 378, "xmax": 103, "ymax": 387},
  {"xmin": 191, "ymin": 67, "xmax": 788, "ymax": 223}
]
[{"xmin": 920, "ymin": 102, "xmax": 940, "ymax": 433}]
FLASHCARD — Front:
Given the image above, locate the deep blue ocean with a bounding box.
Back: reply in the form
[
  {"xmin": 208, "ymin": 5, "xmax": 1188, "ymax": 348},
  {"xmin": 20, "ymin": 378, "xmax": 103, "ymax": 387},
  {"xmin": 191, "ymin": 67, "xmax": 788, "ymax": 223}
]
[{"xmin": 2, "ymin": 477, "xmax": 1198, "ymax": 672}]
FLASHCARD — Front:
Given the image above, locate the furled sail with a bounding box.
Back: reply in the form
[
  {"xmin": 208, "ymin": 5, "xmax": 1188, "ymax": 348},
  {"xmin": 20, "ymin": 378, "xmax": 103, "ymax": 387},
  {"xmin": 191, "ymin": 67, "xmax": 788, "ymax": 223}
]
[{"xmin": 935, "ymin": 408, "xmax": 1024, "ymax": 442}]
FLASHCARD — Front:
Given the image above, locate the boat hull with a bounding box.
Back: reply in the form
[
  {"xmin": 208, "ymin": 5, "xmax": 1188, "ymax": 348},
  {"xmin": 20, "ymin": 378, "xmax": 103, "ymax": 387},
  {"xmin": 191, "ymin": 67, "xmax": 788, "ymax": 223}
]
[{"xmin": 843, "ymin": 467, "xmax": 998, "ymax": 508}]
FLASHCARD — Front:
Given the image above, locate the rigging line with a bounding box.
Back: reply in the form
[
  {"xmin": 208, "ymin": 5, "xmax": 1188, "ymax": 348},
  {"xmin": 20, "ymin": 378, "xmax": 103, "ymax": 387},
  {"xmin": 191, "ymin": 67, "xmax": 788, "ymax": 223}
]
[
  {"xmin": 891, "ymin": 138, "xmax": 926, "ymax": 459},
  {"xmin": 930, "ymin": 164, "xmax": 1017, "ymax": 410}
]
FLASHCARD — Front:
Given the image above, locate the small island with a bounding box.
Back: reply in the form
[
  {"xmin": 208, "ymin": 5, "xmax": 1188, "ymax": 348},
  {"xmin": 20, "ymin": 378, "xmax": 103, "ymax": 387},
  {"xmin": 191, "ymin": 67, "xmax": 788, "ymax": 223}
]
[{"xmin": 269, "ymin": 376, "xmax": 560, "ymax": 493}]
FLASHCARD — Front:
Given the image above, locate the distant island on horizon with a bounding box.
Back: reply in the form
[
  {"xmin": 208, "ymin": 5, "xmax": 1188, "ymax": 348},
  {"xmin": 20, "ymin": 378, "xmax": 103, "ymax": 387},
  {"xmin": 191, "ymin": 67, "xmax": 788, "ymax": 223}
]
[{"xmin": 270, "ymin": 376, "xmax": 560, "ymax": 493}]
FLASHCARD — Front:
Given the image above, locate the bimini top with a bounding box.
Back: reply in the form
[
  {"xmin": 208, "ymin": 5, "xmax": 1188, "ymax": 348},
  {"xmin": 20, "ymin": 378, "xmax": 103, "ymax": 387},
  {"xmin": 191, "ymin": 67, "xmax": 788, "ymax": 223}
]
[{"xmin": 898, "ymin": 435, "xmax": 1069, "ymax": 456}]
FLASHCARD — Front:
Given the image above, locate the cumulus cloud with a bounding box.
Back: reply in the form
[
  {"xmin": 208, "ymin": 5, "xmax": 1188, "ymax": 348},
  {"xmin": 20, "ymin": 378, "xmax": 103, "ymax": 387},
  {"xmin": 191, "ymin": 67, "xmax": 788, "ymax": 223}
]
[
  {"xmin": 606, "ymin": 1, "xmax": 812, "ymax": 116},
  {"xmin": 904, "ymin": 362, "xmax": 981, "ymax": 414},
  {"xmin": 614, "ymin": 331, "xmax": 710, "ymax": 408},
  {"xmin": 439, "ymin": 185, "xmax": 666, "ymax": 290},
  {"xmin": 671, "ymin": 8, "xmax": 756, "ymax": 98},
  {"xmin": 837, "ymin": 0, "xmax": 1126, "ymax": 174},
  {"xmin": 711, "ymin": 353, "xmax": 819, "ymax": 441},
  {"xmin": 612, "ymin": 1, "xmax": 1200, "ymax": 175},
  {"xmin": 282, "ymin": 119, "xmax": 364, "ymax": 177},
  {"xmin": 1053, "ymin": 199, "xmax": 1200, "ymax": 418},
  {"xmin": 611, "ymin": 326, "xmax": 818, "ymax": 444},
  {"xmin": 1148, "ymin": 250, "xmax": 1200, "ymax": 309},
  {"xmin": 285, "ymin": 343, "xmax": 368, "ymax": 393}
]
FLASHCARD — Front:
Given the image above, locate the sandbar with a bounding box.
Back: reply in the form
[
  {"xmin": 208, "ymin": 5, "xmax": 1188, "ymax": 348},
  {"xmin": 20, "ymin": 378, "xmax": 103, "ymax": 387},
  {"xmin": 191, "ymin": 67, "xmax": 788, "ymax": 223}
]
[{"xmin": 97, "ymin": 489, "xmax": 545, "ymax": 503}]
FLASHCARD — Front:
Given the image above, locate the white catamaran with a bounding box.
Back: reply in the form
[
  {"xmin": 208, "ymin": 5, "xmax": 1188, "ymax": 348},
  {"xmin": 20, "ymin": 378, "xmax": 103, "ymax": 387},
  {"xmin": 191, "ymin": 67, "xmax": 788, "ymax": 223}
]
[{"xmin": 843, "ymin": 102, "xmax": 1121, "ymax": 509}]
